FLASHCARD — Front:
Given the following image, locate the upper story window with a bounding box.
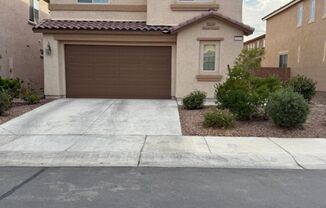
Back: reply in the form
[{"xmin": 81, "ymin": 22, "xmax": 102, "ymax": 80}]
[
  {"xmin": 309, "ymin": 0, "xmax": 316, "ymax": 22},
  {"xmin": 279, "ymin": 53, "xmax": 288, "ymax": 68},
  {"xmin": 297, "ymin": 3, "xmax": 303, "ymax": 26},
  {"xmin": 200, "ymin": 42, "xmax": 220, "ymax": 72},
  {"xmin": 29, "ymin": 0, "xmax": 39, "ymax": 23},
  {"xmin": 77, "ymin": 0, "xmax": 109, "ymax": 3}
]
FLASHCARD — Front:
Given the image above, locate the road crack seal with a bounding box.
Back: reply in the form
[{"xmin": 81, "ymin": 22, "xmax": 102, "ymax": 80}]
[
  {"xmin": 0, "ymin": 168, "xmax": 48, "ymax": 201},
  {"xmin": 267, "ymin": 138, "xmax": 306, "ymax": 170}
]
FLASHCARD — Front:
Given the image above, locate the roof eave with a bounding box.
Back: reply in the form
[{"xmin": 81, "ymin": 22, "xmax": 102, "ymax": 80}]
[
  {"xmin": 171, "ymin": 12, "xmax": 254, "ymax": 36},
  {"xmin": 262, "ymin": 0, "xmax": 301, "ymax": 20}
]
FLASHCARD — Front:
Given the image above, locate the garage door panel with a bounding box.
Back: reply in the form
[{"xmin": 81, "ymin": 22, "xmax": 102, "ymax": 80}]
[{"xmin": 65, "ymin": 45, "xmax": 171, "ymax": 99}]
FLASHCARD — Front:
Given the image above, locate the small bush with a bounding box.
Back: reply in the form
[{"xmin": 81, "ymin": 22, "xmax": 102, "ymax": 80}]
[
  {"xmin": 203, "ymin": 109, "xmax": 235, "ymax": 129},
  {"xmin": 215, "ymin": 66, "xmax": 282, "ymax": 120},
  {"xmin": 266, "ymin": 88, "xmax": 309, "ymax": 128},
  {"xmin": 0, "ymin": 90, "xmax": 11, "ymax": 115},
  {"xmin": 183, "ymin": 90, "xmax": 207, "ymax": 110},
  {"xmin": 287, "ymin": 75, "xmax": 316, "ymax": 102},
  {"xmin": 0, "ymin": 77, "xmax": 22, "ymax": 99},
  {"xmin": 20, "ymin": 87, "xmax": 41, "ymax": 105}
]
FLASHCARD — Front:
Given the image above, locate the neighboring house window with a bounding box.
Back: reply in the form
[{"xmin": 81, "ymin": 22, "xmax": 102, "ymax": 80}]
[
  {"xmin": 309, "ymin": 0, "xmax": 316, "ymax": 22},
  {"xmin": 78, "ymin": 0, "xmax": 109, "ymax": 3},
  {"xmin": 201, "ymin": 42, "xmax": 220, "ymax": 72},
  {"xmin": 279, "ymin": 53, "xmax": 288, "ymax": 68},
  {"xmin": 29, "ymin": 0, "xmax": 39, "ymax": 23},
  {"xmin": 297, "ymin": 3, "xmax": 303, "ymax": 26}
]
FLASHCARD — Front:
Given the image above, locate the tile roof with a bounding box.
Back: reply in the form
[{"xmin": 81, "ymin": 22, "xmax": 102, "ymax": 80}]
[
  {"xmin": 34, "ymin": 12, "xmax": 254, "ymax": 36},
  {"xmin": 171, "ymin": 11, "xmax": 254, "ymax": 35},
  {"xmin": 33, "ymin": 19, "xmax": 173, "ymax": 33}
]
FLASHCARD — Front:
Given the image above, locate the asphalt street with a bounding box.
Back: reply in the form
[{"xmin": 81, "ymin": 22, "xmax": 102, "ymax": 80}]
[{"xmin": 0, "ymin": 167, "xmax": 326, "ymax": 208}]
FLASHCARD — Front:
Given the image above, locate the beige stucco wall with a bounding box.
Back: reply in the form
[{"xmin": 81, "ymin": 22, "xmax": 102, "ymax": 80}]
[
  {"xmin": 175, "ymin": 18, "xmax": 244, "ymax": 98},
  {"xmin": 0, "ymin": 0, "xmax": 49, "ymax": 90},
  {"xmin": 50, "ymin": 0, "xmax": 146, "ymax": 20},
  {"xmin": 147, "ymin": 0, "xmax": 242, "ymax": 26},
  {"xmin": 263, "ymin": 0, "xmax": 326, "ymax": 91}
]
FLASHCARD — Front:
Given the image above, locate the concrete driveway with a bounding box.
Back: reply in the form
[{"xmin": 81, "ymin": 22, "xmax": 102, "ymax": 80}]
[{"xmin": 0, "ymin": 99, "xmax": 182, "ymax": 136}]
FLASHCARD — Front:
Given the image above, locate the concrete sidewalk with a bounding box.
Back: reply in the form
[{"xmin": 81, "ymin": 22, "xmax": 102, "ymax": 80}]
[{"xmin": 0, "ymin": 135, "xmax": 325, "ymax": 169}]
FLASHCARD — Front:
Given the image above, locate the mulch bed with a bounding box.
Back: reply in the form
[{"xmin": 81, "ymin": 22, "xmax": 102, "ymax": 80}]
[
  {"xmin": 0, "ymin": 99, "xmax": 54, "ymax": 125},
  {"xmin": 179, "ymin": 92, "xmax": 326, "ymax": 138}
]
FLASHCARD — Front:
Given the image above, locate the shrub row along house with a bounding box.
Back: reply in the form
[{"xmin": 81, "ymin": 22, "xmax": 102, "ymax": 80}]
[
  {"xmin": 33, "ymin": 0, "xmax": 254, "ymax": 99},
  {"xmin": 0, "ymin": 0, "xmax": 49, "ymax": 91},
  {"xmin": 262, "ymin": 0, "xmax": 326, "ymax": 92}
]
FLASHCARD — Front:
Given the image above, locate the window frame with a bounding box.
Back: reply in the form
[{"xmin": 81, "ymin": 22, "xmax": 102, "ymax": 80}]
[
  {"xmin": 309, "ymin": 0, "xmax": 316, "ymax": 22},
  {"xmin": 77, "ymin": 0, "xmax": 110, "ymax": 4},
  {"xmin": 29, "ymin": 0, "xmax": 40, "ymax": 24},
  {"xmin": 200, "ymin": 41, "xmax": 220, "ymax": 73},
  {"xmin": 279, "ymin": 52, "xmax": 289, "ymax": 69},
  {"xmin": 297, "ymin": 2, "xmax": 303, "ymax": 27}
]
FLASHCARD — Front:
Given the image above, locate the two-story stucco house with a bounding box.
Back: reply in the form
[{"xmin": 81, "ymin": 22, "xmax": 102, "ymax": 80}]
[
  {"xmin": 262, "ymin": 0, "xmax": 326, "ymax": 92},
  {"xmin": 1, "ymin": 0, "xmax": 49, "ymax": 90},
  {"xmin": 33, "ymin": 0, "xmax": 254, "ymax": 99},
  {"xmin": 244, "ymin": 34, "xmax": 266, "ymax": 50}
]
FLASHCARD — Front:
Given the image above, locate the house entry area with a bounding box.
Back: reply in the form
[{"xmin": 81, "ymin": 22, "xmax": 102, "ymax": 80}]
[{"xmin": 65, "ymin": 45, "xmax": 172, "ymax": 99}]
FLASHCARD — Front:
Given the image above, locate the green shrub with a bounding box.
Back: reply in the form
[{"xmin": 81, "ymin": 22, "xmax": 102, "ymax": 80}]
[
  {"xmin": 215, "ymin": 67, "xmax": 282, "ymax": 120},
  {"xmin": 20, "ymin": 87, "xmax": 41, "ymax": 105},
  {"xmin": 234, "ymin": 48, "xmax": 265, "ymax": 70},
  {"xmin": 266, "ymin": 88, "xmax": 309, "ymax": 128},
  {"xmin": 287, "ymin": 75, "xmax": 316, "ymax": 102},
  {"xmin": 203, "ymin": 109, "xmax": 235, "ymax": 129},
  {"xmin": 251, "ymin": 76, "xmax": 282, "ymax": 106},
  {"xmin": 0, "ymin": 90, "xmax": 11, "ymax": 115},
  {"xmin": 183, "ymin": 90, "xmax": 207, "ymax": 110},
  {"xmin": 0, "ymin": 77, "xmax": 22, "ymax": 99}
]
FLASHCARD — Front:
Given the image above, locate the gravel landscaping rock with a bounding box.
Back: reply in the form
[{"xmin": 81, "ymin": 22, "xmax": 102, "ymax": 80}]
[
  {"xmin": 0, "ymin": 99, "xmax": 54, "ymax": 125},
  {"xmin": 179, "ymin": 92, "xmax": 326, "ymax": 138}
]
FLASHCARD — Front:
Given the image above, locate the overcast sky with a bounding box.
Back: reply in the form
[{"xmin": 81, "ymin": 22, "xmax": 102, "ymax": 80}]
[{"xmin": 243, "ymin": 0, "xmax": 291, "ymax": 40}]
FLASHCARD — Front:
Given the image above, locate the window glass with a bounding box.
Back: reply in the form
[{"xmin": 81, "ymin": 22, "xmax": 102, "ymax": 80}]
[
  {"xmin": 279, "ymin": 54, "xmax": 288, "ymax": 68},
  {"xmin": 203, "ymin": 44, "xmax": 216, "ymax": 71},
  {"xmin": 310, "ymin": 0, "xmax": 315, "ymax": 21},
  {"xmin": 297, "ymin": 3, "xmax": 303, "ymax": 26},
  {"xmin": 29, "ymin": 0, "xmax": 39, "ymax": 23}
]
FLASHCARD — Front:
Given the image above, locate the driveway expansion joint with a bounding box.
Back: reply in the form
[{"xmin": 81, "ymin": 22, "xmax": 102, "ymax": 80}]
[
  {"xmin": 0, "ymin": 167, "xmax": 48, "ymax": 201},
  {"xmin": 267, "ymin": 137, "xmax": 306, "ymax": 170},
  {"xmin": 203, "ymin": 137, "xmax": 212, "ymax": 153},
  {"xmin": 82, "ymin": 99, "xmax": 117, "ymax": 135},
  {"xmin": 137, "ymin": 135, "xmax": 147, "ymax": 167}
]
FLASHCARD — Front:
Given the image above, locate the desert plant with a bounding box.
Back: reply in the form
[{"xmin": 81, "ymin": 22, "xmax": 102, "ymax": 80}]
[
  {"xmin": 203, "ymin": 109, "xmax": 235, "ymax": 129},
  {"xmin": 266, "ymin": 88, "xmax": 309, "ymax": 128},
  {"xmin": 215, "ymin": 66, "xmax": 282, "ymax": 120},
  {"xmin": 0, "ymin": 90, "xmax": 11, "ymax": 115},
  {"xmin": 234, "ymin": 48, "xmax": 265, "ymax": 70},
  {"xmin": 287, "ymin": 75, "xmax": 316, "ymax": 102},
  {"xmin": 0, "ymin": 77, "xmax": 22, "ymax": 99},
  {"xmin": 20, "ymin": 87, "xmax": 41, "ymax": 105},
  {"xmin": 183, "ymin": 90, "xmax": 207, "ymax": 110}
]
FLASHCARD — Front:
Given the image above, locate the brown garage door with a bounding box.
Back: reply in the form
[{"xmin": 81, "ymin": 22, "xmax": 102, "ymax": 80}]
[{"xmin": 65, "ymin": 45, "xmax": 172, "ymax": 99}]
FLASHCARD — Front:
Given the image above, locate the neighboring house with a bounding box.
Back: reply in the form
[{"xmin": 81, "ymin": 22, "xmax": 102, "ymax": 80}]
[
  {"xmin": 33, "ymin": 0, "xmax": 254, "ymax": 99},
  {"xmin": 262, "ymin": 0, "xmax": 326, "ymax": 91},
  {"xmin": 0, "ymin": 0, "xmax": 49, "ymax": 90},
  {"xmin": 244, "ymin": 34, "xmax": 266, "ymax": 49}
]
